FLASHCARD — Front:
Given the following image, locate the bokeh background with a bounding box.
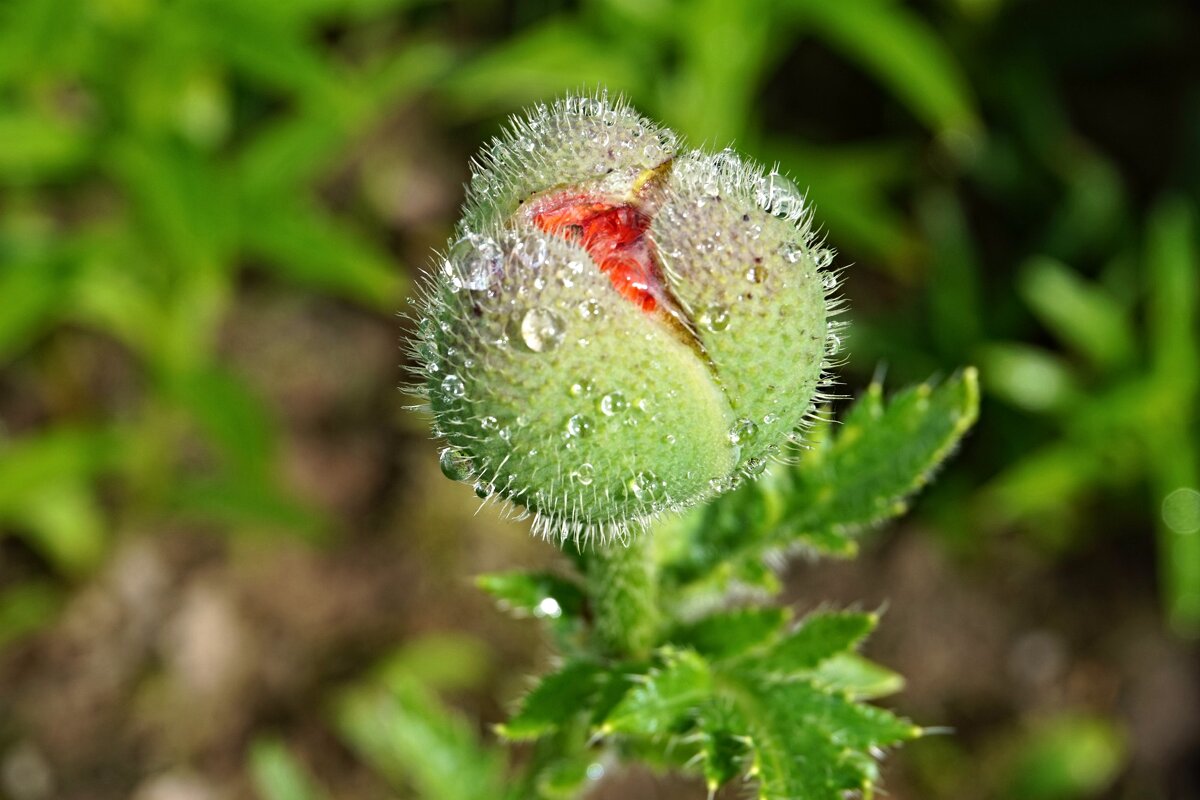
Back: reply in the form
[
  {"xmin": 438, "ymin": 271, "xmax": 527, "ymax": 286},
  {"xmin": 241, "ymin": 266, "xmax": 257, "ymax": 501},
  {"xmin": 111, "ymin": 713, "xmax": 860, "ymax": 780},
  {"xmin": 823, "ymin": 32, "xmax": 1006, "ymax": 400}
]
[{"xmin": 2, "ymin": 0, "xmax": 1199, "ymax": 798}]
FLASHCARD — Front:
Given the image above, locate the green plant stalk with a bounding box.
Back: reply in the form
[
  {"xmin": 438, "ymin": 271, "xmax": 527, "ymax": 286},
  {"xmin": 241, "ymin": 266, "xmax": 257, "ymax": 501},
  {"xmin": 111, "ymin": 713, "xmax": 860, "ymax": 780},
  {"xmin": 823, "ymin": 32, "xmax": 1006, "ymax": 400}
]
[{"xmin": 585, "ymin": 535, "xmax": 660, "ymax": 659}]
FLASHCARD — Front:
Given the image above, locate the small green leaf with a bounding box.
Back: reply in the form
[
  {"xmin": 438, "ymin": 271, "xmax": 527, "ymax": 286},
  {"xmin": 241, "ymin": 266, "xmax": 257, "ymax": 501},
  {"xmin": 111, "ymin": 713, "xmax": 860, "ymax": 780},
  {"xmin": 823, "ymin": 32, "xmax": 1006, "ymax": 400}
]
[
  {"xmin": 769, "ymin": 369, "xmax": 980, "ymax": 547},
  {"xmin": 602, "ymin": 649, "xmax": 712, "ymax": 738},
  {"xmin": 810, "ymin": 653, "xmax": 905, "ymax": 700},
  {"xmin": 695, "ymin": 701, "xmax": 751, "ymax": 791},
  {"xmin": 335, "ymin": 677, "xmax": 504, "ymax": 800},
  {"xmin": 740, "ymin": 679, "xmax": 920, "ymax": 799},
  {"xmin": 669, "ymin": 371, "xmax": 979, "ymax": 589},
  {"xmin": 476, "ymin": 571, "xmax": 585, "ymax": 621},
  {"xmin": 373, "ymin": 634, "xmax": 491, "ymax": 693},
  {"xmin": 249, "ymin": 738, "xmax": 329, "ymax": 800},
  {"xmin": 670, "ymin": 607, "xmax": 789, "ymax": 659},
  {"xmin": 748, "ymin": 611, "xmax": 876, "ymax": 677},
  {"xmin": 499, "ymin": 660, "xmax": 606, "ymax": 741}
]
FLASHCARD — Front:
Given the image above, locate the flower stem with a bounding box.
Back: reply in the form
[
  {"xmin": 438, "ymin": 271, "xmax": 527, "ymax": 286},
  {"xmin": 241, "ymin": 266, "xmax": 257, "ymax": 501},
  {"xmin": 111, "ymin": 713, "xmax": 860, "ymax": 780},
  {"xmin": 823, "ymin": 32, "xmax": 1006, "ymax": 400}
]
[{"xmin": 585, "ymin": 533, "xmax": 660, "ymax": 659}]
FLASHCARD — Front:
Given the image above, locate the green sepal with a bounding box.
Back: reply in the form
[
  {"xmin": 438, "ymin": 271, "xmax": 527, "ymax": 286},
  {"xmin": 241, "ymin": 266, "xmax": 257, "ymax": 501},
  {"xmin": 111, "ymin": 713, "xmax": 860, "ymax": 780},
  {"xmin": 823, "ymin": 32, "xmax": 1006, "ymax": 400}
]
[
  {"xmin": 668, "ymin": 606, "xmax": 790, "ymax": 660},
  {"xmin": 498, "ymin": 660, "xmax": 606, "ymax": 741},
  {"xmin": 600, "ymin": 648, "xmax": 712, "ymax": 738},
  {"xmin": 744, "ymin": 610, "xmax": 877, "ymax": 678}
]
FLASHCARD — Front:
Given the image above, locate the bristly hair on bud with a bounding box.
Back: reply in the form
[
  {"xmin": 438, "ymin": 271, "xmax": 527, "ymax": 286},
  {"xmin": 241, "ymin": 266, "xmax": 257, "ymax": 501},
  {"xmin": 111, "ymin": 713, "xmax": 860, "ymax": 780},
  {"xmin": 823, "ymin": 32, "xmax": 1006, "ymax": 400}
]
[{"xmin": 405, "ymin": 89, "xmax": 844, "ymax": 547}]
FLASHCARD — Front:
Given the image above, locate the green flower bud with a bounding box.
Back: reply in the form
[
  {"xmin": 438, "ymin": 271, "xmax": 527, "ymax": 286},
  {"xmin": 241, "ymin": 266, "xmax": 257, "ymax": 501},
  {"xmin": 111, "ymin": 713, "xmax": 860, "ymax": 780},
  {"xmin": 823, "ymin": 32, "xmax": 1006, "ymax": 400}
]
[{"xmin": 410, "ymin": 92, "xmax": 840, "ymax": 544}]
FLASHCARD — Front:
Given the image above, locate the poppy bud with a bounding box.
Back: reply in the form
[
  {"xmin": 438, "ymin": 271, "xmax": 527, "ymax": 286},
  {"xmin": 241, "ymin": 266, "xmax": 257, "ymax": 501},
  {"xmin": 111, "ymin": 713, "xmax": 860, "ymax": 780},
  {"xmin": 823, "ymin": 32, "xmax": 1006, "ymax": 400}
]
[{"xmin": 410, "ymin": 92, "xmax": 839, "ymax": 544}]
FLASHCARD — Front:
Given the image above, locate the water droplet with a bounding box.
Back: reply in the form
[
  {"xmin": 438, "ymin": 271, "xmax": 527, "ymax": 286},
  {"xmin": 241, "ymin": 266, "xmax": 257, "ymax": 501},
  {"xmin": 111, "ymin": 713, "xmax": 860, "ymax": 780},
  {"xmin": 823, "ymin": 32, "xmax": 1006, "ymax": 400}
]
[
  {"xmin": 729, "ymin": 418, "xmax": 758, "ymax": 445},
  {"xmin": 440, "ymin": 374, "xmax": 466, "ymax": 398},
  {"xmin": 572, "ymin": 463, "xmax": 595, "ymax": 486},
  {"xmin": 513, "ymin": 307, "xmax": 566, "ymax": 352},
  {"xmin": 629, "ymin": 470, "xmax": 663, "ymax": 501},
  {"xmin": 438, "ymin": 448, "xmax": 471, "ymax": 481},
  {"xmin": 745, "ymin": 457, "xmax": 768, "ymax": 475},
  {"xmin": 662, "ymin": 434, "xmax": 677, "ymax": 445},
  {"xmin": 782, "ymin": 243, "xmax": 803, "ymax": 263},
  {"xmin": 708, "ymin": 477, "xmax": 730, "ymax": 493},
  {"xmin": 446, "ymin": 235, "xmax": 501, "ymax": 291},
  {"xmin": 814, "ymin": 248, "xmax": 834, "ymax": 269},
  {"xmin": 598, "ymin": 391, "xmax": 629, "ymax": 416},
  {"xmin": 474, "ymin": 480, "xmax": 494, "ymax": 499},
  {"xmin": 520, "ymin": 236, "xmax": 549, "ymax": 267},
  {"xmin": 823, "ymin": 272, "xmax": 838, "ymax": 290},
  {"xmin": 744, "ymin": 265, "xmax": 767, "ymax": 283},
  {"xmin": 564, "ymin": 414, "xmax": 594, "ymax": 439},
  {"xmin": 698, "ymin": 304, "xmax": 731, "ymax": 332},
  {"xmin": 480, "ymin": 415, "xmax": 498, "ymax": 431},
  {"xmin": 569, "ymin": 378, "xmax": 595, "ymax": 397},
  {"xmin": 578, "ymin": 298, "xmax": 604, "ymax": 319},
  {"xmin": 762, "ymin": 413, "xmax": 778, "ymax": 425}
]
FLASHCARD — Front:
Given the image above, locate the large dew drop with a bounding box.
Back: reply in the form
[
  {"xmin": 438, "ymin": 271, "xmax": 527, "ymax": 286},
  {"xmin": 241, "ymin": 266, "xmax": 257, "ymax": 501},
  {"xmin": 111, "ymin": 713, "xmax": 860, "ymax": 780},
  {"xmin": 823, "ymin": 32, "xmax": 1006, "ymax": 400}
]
[
  {"xmin": 441, "ymin": 374, "xmax": 466, "ymax": 398},
  {"xmin": 447, "ymin": 235, "xmax": 500, "ymax": 291},
  {"xmin": 439, "ymin": 447, "xmax": 471, "ymax": 481},
  {"xmin": 516, "ymin": 307, "xmax": 566, "ymax": 353}
]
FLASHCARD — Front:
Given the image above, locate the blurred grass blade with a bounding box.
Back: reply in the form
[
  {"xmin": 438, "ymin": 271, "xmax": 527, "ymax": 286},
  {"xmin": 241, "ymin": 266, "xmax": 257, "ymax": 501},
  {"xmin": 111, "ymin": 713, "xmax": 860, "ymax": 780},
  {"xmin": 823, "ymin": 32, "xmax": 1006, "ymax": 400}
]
[
  {"xmin": 441, "ymin": 21, "xmax": 645, "ymax": 115},
  {"xmin": 918, "ymin": 188, "xmax": 984, "ymax": 356},
  {"xmin": 1144, "ymin": 197, "xmax": 1200, "ymax": 631},
  {"xmin": 785, "ymin": 0, "xmax": 979, "ymax": 137},
  {"xmin": 766, "ymin": 140, "xmax": 918, "ymax": 271},
  {"xmin": 335, "ymin": 677, "xmax": 505, "ymax": 800},
  {"xmin": 240, "ymin": 198, "xmax": 405, "ymax": 309},
  {"xmin": 1019, "ymin": 256, "xmax": 1135, "ymax": 371},
  {"xmin": 0, "ymin": 582, "xmax": 62, "ymax": 649},
  {"xmin": 0, "ymin": 109, "xmax": 90, "ymax": 182},
  {"xmin": 979, "ymin": 343, "xmax": 1080, "ymax": 413},
  {"xmin": 249, "ymin": 738, "xmax": 330, "ymax": 800}
]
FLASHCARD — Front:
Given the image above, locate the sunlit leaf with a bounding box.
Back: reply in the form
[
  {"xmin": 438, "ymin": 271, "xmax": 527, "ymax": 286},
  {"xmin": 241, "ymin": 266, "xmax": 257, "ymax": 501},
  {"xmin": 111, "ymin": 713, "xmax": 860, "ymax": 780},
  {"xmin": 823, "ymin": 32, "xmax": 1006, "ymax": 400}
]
[{"xmin": 249, "ymin": 738, "xmax": 330, "ymax": 800}]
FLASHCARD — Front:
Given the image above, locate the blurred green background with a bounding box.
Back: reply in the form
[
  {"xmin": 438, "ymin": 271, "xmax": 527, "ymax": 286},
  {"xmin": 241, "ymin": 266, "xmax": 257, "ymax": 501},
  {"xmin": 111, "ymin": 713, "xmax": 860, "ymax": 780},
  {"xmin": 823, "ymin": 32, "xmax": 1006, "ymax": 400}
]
[{"xmin": 1, "ymin": 0, "xmax": 1198, "ymax": 798}]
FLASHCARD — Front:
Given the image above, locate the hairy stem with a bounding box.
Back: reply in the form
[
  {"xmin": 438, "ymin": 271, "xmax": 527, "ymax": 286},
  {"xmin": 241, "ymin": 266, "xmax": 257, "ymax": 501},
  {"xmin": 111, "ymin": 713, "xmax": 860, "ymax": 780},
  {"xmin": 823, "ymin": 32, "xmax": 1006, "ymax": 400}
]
[{"xmin": 585, "ymin": 534, "xmax": 660, "ymax": 659}]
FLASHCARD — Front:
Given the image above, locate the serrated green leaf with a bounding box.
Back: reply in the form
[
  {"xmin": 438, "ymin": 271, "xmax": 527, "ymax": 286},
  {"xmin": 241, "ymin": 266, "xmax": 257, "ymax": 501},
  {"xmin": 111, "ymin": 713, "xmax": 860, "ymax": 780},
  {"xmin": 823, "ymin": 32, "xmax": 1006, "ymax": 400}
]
[
  {"xmin": 476, "ymin": 571, "xmax": 585, "ymax": 621},
  {"xmin": 499, "ymin": 660, "xmax": 606, "ymax": 741},
  {"xmin": 768, "ymin": 369, "xmax": 980, "ymax": 547},
  {"xmin": 738, "ymin": 679, "xmax": 920, "ymax": 799},
  {"xmin": 748, "ymin": 611, "xmax": 877, "ymax": 678},
  {"xmin": 667, "ymin": 371, "xmax": 979, "ymax": 590},
  {"xmin": 249, "ymin": 738, "xmax": 330, "ymax": 800},
  {"xmin": 696, "ymin": 701, "xmax": 751, "ymax": 791},
  {"xmin": 670, "ymin": 607, "xmax": 789, "ymax": 660},
  {"xmin": 602, "ymin": 649, "xmax": 712, "ymax": 737},
  {"xmin": 810, "ymin": 653, "xmax": 904, "ymax": 700},
  {"xmin": 335, "ymin": 677, "xmax": 504, "ymax": 800}
]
